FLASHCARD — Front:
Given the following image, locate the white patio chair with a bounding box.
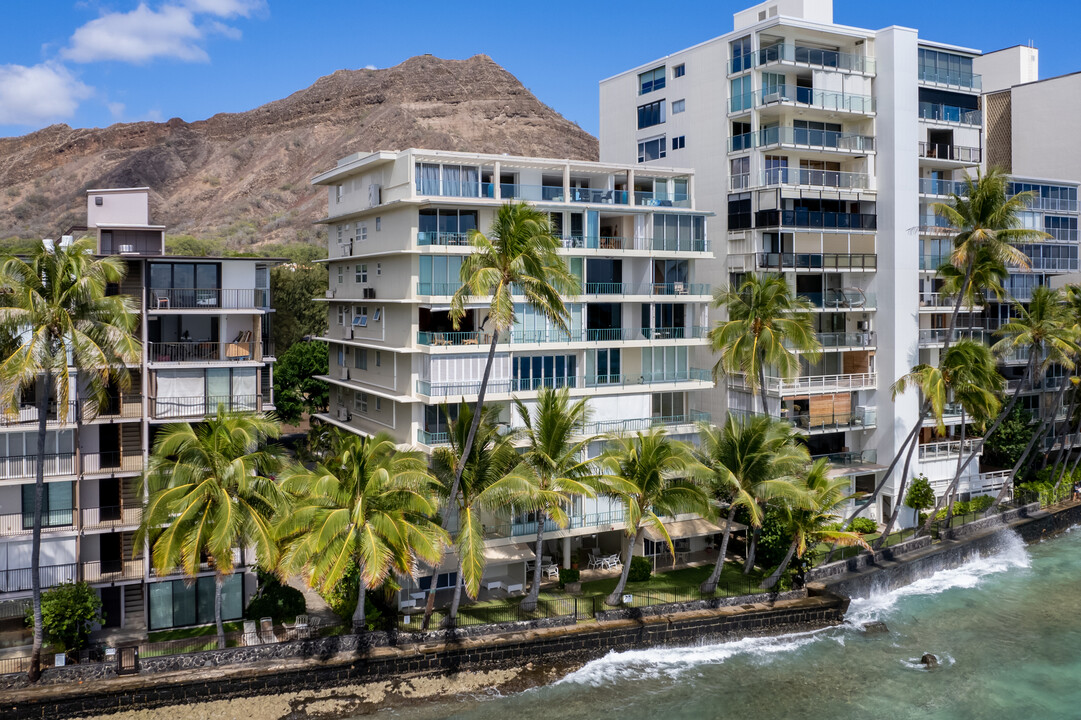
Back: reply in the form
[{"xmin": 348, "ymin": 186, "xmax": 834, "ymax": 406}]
[
  {"xmin": 241, "ymin": 620, "xmax": 258, "ymax": 646},
  {"xmin": 587, "ymin": 553, "xmax": 603, "ymax": 570},
  {"xmin": 259, "ymin": 617, "xmax": 277, "ymax": 644}
]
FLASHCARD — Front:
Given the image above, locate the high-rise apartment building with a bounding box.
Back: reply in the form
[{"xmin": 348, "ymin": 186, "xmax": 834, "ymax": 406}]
[
  {"xmin": 599, "ymin": 0, "xmax": 1080, "ymax": 525},
  {"xmin": 313, "ymin": 149, "xmax": 732, "ymax": 599},
  {"xmin": 0, "ymin": 188, "xmax": 274, "ymax": 631}
]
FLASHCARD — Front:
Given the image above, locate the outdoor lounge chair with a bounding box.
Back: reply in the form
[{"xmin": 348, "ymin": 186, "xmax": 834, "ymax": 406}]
[
  {"xmin": 259, "ymin": 617, "xmax": 277, "ymax": 643},
  {"xmin": 587, "ymin": 553, "xmax": 603, "ymax": 570},
  {"xmin": 241, "ymin": 620, "xmax": 258, "ymax": 646}
]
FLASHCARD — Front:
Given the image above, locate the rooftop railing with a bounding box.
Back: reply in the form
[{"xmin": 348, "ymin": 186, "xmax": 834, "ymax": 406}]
[{"xmin": 757, "ymin": 44, "xmax": 876, "ymax": 74}]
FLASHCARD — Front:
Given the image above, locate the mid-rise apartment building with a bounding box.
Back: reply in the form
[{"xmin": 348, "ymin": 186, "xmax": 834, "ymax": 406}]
[
  {"xmin": 0, "ymin": 188, "xmax": 275, "ymax": 631},
  {"xmin": 313, "ymin": 149, "xmax": 735, "ymax": 599},
  {"xmin": 599, "ymin": 0, "xmax": 1081, "ymax": 525}
]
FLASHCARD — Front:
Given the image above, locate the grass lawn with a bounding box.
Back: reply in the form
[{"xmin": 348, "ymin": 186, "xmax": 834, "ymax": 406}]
[{"xmin": 148, "ymin": 620, "xmax": 244, "ymax": 643}]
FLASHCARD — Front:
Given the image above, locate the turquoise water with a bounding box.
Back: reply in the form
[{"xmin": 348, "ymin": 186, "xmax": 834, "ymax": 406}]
[{"xmin": 375, "ymin": 529, "xmax": 1081, "ymax": 720}]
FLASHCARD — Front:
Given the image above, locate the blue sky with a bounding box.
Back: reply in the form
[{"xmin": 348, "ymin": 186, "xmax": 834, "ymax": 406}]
[{"xmin": 1, "ymin": 0, "xmax": 1078, "ymax": 139}]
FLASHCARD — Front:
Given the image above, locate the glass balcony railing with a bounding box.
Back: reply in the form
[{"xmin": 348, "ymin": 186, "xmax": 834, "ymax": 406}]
[
  {"xmin": 757, "ymin": 126, "xmax": 875, "ymax": 153},
  {"xmin": 754, "ymin": 210, "xmax": 878, "ymax": 231},
  {"xmin": 417, "ymin": 231, "xmax": 472, "ymax": 247},
  {"xmin": 918, "ymin": 67, "xmax": 982, "ymax": 91},
  {"xmin": 918, "ymin": 102, "xmax": 982, "ymax": 126},
  {"xmin": 919, "ymin": 142, "xmax": 981, "ymax": 163},
  {"xmin": 795, "ymin": 331, "xmax": 877, "ymax": 348},
  {"xmin": 746, "ymin": 86, "xmax": 876, "ymax": 114},
  {"xmin": 417, "ymin": 327, "xmax": 709, "ymax": 346},
  {"xmin": 416, "ymin": 282, "xmax": 464, "ymax": 296},
  {"xmin": 418, "ymin": 411, "xmax": 712, "ymax": 447},
  {"xmin": 490, "ymin": 184, "xmax": 566, "ymax": 202},
  {"xmin": 755, "ymin": 252, "xmax": 878, "ymax": 271},
  {"xmin": 757, "ymin": 44, "xmax": 876, "ymax": 74},
  {"xmin": 759, "ymin": 168, "xmax": 870, "ymax": 190},
  {"xmin": 811, "ymin": 449, "xmax": 878, "ymax": 466},
  {"xmin": 416, "ymin": 369, "xmax": 712, "ymax": 397},
  {"xmin": 634, "ymin": 191, "xmax": 691, "ymax": 208},
  {"xmin": 918, "ymin": 328, "xmax": 989, "ymax": 346},
  {"xmin": 798, "ymin": 290, "xmax": 876, "ymax": 310},
  {"xmin": 920, "ymin": 254, "xmax": 951, "ymax": 270},
  {"xmin": 918, "ymin": 178, "xmax": 968, "ymax": 196},
  {"xmin": 1026, "ymin": 196, "xmax": 1080, "ymax": 213}
]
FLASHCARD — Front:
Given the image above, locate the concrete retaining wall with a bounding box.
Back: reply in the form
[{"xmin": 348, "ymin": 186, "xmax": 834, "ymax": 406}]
[
  {"xmin": 806, "ymin": 536, "xmax": 932, "ymax": 582},
  {"xmin": 594, "ymin": 589, "xmax": 807, "ymax": 622}
]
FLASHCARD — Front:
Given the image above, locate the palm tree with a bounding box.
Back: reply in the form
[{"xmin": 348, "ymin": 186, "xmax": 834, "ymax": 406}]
[
  {"xmin": 430, "ymin": 403, "xmax": 521, "ymax": 622},
  {"xmin": 278, "ymin": 430, "xmax": 446, "ymax": 632},
  {"xmin": 599, "ymin": 429, "xmax": 711, "ymax": 606},
  {"xmin": 710, "ymin": 274, "xmax": 820, "ymax": 414},
  {"xmin": 495, "ymin": 388, "xmax": 604, "ymax": 612},
  {"xmin": 0, "ymin": 237, "xmax": 140, "ymax": 681},
  {"xmin": 137, "ymin": 409, "xmax": 285, "ymax": 649},
  {"xmin": 949, "ymin": 288, "xmax": 1078, "ymax": 492},
  {"xmin": 694, "ymin": 415, "xmax": 809, "ymax": 592},
  {"xmin": 445, "ymin": 203, "xmax": 579, "ymax": 525},
  {"xmin": 760, "ymin": 460, "xmax": 870, "ymax": 590}
]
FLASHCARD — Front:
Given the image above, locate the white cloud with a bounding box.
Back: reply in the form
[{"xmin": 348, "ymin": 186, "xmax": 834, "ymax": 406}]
[
  {"xmin": 364, "ymin": 64, "xmax": 377, "ymax": 70},
  {"xmin": 62, "ymin": 1, "xmax": 264, "ymax": 65},
  {"xmin": 107, "ymin": 101, "xmax": 126, "ymax": 120},
  {"xmin": 0, "ymin": 62, "xmax": 93, "ymax": 126},
  {"xmin": 63, "ymin": 4, "xmax": 208, "ymax": 63}
]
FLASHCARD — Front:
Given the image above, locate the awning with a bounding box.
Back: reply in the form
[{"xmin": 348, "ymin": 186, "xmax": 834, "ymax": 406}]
[
  {"xmin": 483, "ymin": 543, "xmax": 536, "ymax": 563},
  {"xmin": 642, "ymin": 517, "xmax": 746, "ymax": 542}
]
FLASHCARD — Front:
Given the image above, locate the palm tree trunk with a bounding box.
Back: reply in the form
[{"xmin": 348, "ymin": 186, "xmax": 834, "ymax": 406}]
[
  {"xmin": 28, "ymin": 371, "xmax": 49, "ymax": 683},
  {"xmin": 520, "ymin": 510, "xmax": 547, "ymax": 613},
  {"xmin": 948, "ymin": 349, "xmax": 1035, "ymax": 488},
  {"xmin": 757, "ymin": 359, "xmax": 769, "ymax": 417},
  {"xmin": 1055, "ymin": 408, "xmax": 1081, "ymax": 490},
  {"xmin": 215, "ymin": 573, "xmax": 226, "ymax": 650},
  {"xmin": 700, "ymin": 505, "xmax": 737, "ymax": 594},
  {"xmin": 843, "ymin": 415, "xmax": 924, "ymax": 529},
  {"xmin": 760, "ymin": 537, "xmax": 799, "ymax": 590},
  {"xmin": 991, "ymin": 380, "xmax": 1070, "ymax": 510},
  {"xmin": 423, "ymin": 329, "xmax": 500, "ymax": 629},
  {"xmin": 877, "ymin": 412, "xmax": 923, "ymax": 546},
  {"xmin": 743, "ymin": 521, "xmax": 761, "ymax": 574},
  {"xmin": 352, "ymin": 560, "xmax": 367, "ymax": 633},
  {"xmin": 1051, "ymin": 387, "xmax": 1079, "ymax": 488},
  {"xmin": 943, "ymin": 412, "xmax": 967, "ymax": 530},
  {"xmin": 940, "ymin": 258, "xmax": 975, "ymax": 359},
  {"xmin": 606, "ymin": 527, "xmax": 641, "ymax": 606},
  {"xmin": 448, "ymin": 559, "xmax": 465, "ymax": 624}
]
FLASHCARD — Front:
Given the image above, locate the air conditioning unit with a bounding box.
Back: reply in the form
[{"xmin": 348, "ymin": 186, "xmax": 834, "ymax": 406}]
[
  {"xmin": 118, "ymin": 244, "xmax": 135, "ymax": 254},
  {"xmin": 763, "ymin": 91, "xmax": 783, "ymax": 104},
  {"xmin": 339, "ymin": 368, "xmax": 350, "ymax": 381},
  {"xmin": 337, "ymin": 407, "xmax": 351, "ymax": 422},
  {"xmin": 362, "ymin": 287, "xmax": 376, "ymax": 299},
  {"xmin": 856, "ymin": 406, "xmax": 876, "ymax": 426},
  {"xmin": 856, "ymin": 320, "xmax": 868, "ymax": 331},
  {"xmin": 326, "ymin": 289, "xmax": 335, "ymax": 299},
  {"xmin": 368, "ymin": 184, "xmax": 382, "ymax": 208}
]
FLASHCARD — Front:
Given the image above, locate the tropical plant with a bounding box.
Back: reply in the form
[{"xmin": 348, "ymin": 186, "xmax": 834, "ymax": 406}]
[
  {"xmin": 904, "ymin": 476, "xmax": 936, "ymax": 514},
  {"xmin": 445, "ymin": 203, "xmax": 580, "ymax": 530},
  {"xmin": 27, "ymin": 582, "xmax": 103, "ymax": 653},
  {"xmin": 271, "ymin": 262, "xmax": 328, "ymax": 350},
  {"xmin": 272, "ymin": 340, "xmax": 329, "ymax": 424},
  {"xmin": 244, "ymin": 571, "xmax": 307, "ymax": 623},
  {"xmin": 599, "ymin": 429, "xmax": 710, "ymax": 606},
  {"xmin": 760, "ymin": 460, "xmax": 870, "ymax": 589},
  {"xmin": 693, "ymin": 415, "xmax": 809, "ymax": 593},
  {"xmin": 0, "ymin": 237, "xmax": 140, "ymax": 681},
  {"xmin": 495, "ymin": 388, "xmax": 605, "ymax": 612},
  {"xmin": 709, "ymin": 274, "xmax": 821, "ymax": 413},
  {"xmin": 277, "ymin": 430, "xmax": 446, "ymax": 632},
  {"xmin": 137, "ymin": 409, "xmax": 286, "ymax": 649},
  {"xmin": 430, "ymin": 402, "xmax": 521, "ymax": 621}
]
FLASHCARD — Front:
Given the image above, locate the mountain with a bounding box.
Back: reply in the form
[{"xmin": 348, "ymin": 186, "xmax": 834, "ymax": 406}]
[{"xmin": 0, "ymin": 54, "xmax": 598, "ymax": 247}]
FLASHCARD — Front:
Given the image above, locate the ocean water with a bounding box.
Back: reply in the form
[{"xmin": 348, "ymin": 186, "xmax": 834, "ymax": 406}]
[{"xmin": 373, "ymin": 529, "xmax": 1081, "ymax": 720}]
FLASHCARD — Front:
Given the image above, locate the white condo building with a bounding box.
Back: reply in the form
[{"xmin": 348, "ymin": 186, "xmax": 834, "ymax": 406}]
[
  {"xmin": 312, "ymin": 149, "xmax": 741, "ymax": 600},
  {"xmin": 599, "ymin": 0, "xmax": 1081, "ymax": 526},
  {"xmin": 0, "ymin": 189, "xmax": 274, "ymax": 632}
]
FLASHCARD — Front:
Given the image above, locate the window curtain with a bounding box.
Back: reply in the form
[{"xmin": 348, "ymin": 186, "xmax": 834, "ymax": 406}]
[
  {"xmin": 156, "ymin": 370, "xmax": 205, "ymax": 418},
  {"xmin": 418, "ymin": 163, "xmax": 440, "ymax": 195},
  {"xmin": 443, "ymin": 165, "xmax": 461, "ymax": 197},
  {"xmin": 461, "ymin": 166, "xmax": 479, "ymax": 197},
  {"xmin": 232, "ymin": 369, "xmax": 257, "ymax": 411}
]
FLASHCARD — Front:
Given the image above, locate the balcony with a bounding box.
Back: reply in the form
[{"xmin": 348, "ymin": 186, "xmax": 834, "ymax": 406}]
[
  {"xmin": 788, "ymin": 406, "xmax": 877, "ymax": 433},
  {"xmin": 918, "ymin": 102, "xmax": 981, "ymax": 126},
  {"xmin": 149, "ymin": 288, "xmax": 269, "ymax": 310},
  {"xmin": 1019, "ymin": 256, "xmax": 1080, "ymax": 272},
  {"xmin": 918, "ymin": 438, "xmax": 977, "ymax": 461},
  {"xmin": 744, "ymin": 86, "xmax": 875, "ymax": 114},
  {"xmin": 800, "ymin": 290, "xmax": 876, "ymax": 311},
  {"xmin": 0, "ymin": 510, "xmax": 75, "ymax": 538},
  {"xmin": 920, "ymin": 255, "xmax": 951, "ymax": 271},
  {"xmin": 415, "ymin": 369, "xmax": 712, "ymax": 398},
  {"xmin": 417, "ymin": 231, "xmax": 472, "ymax": 247},
  {"xmin": 919, "ymin": 293, "xmax": 981, "ymax": 311},
  {"xmin": 758, "ymin": 168, "xmax": 871, "ymax": 191},
  {"xmin": 757, "ymin": 43, "xmax": 876, "ymax": 74},
  {"xmin": 1026, "ymin": 196, "xmax": 1080, "ymax": 213},
  {"xmin": 0, "ymin": 401, "xmax": 77, "ymax": 428},
  {"xmin": 918, "ymin": 67, "xmax": 982, "ymax": 91},
  {"xmin": 919, "ymin": 142, "xmax": 981, "ymax": 164},
  {"xmin": 754, "ymin": 252, "xmax": 878, "ymax": 272},
  {"xmin": 928, "ymin": 470, "xmax": 1008, "ymax": 497},
  {"xmin": 417, "ymin": 282, "xmax": 464, "ymax": 296},
  {"xmin": 582, "ymin": 282, "xmax": 711, "ymax": 297},
  {"xmin": 81, "ymin": 451, "xmax": 144, "ymax": 476},
  {"xmin": 493, "ymin": 184, "xmax": 631, "ymax": 206},
  {"xmin": 0, "ymin": 453, "xmax": 76, "ymax": 481},
  {"xmin": 81, "ymin": 559, "xmax": 144, "ymax": 583},
  {"xmin": 0, "ymin": 563, "xmax": 77, "ymax": 593},
  {"xmin": 754, "ymin": 210, "xmax": 877, "ymax": 231},
  {"xmin": 918, "ymin": 328, "xmax": 989, "ymax": 347},
  {"xmin": 416, "ymin": 411, "xmax": 712, "ymax": 446},
  {"xmin": 81, "ymin": 505, "xmax": 143, "ymax": 531},
  {"xmin": 417, "ymin": 326, "xmax": 709, "ymax": 347},
  {"xmin": 148, "ymin": 341, "xmax": 261, "ymax": 363},
  {"xmin": 633, "ymin": 191, "xmax": 691, "ymax": 208},
  {"xmin": 150, "ymin": 395, "xmax": 261, "ymax": 420},
  {"xmin": 731, "ymin": 372, "xmax": 876, "ymax": 395},
  {"xmin": 756, "ymin": 126, "xmax": 875, "ymax": 153},
  {"xmin": 790, "ymin": 331, "xmax": 877, "ymax": 350},
  {"xmin": 812, "ymin": 449, "xmax": 878, "ymax": 466},
  {"xmin": 919, "ymin": 178, "xmax": 968, "ymax": 196}
]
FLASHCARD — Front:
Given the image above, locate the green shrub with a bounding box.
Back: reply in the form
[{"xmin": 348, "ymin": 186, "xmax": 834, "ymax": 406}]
[
  {"xmin": 322, "ymin": 563, "xmax": 383, "ymax": 630},
  {"xmin": 628, "ymin": 556, "xmax": 652, "ymax": 582},
  {"xmin": 27, "ymin": 582, "xmax": 102, "ymax": 652},
  {"xmin": 558, "ymin": 568, "xmax": 580, "ymax": 588},
  {"xmin": 848, "ymin": 517, "xmax": 877, "ymax": 534},
  {"xmin": 951, "ymin": 500, "xmax": 970, "ymax": 516},
  {"xmin": 905, "ymin": 476, "xmax": 936, "ymax": 512},
  {"xmin": 969, "ymin": 495, "xmax": 994, "ymax": 513},
  {"xmin": 245, "ymin": 574, "xmax": 306, "ymax": 623},
  {"xmin": 757, "ymin": 507, "xmax": 794, "ymax": 568}
]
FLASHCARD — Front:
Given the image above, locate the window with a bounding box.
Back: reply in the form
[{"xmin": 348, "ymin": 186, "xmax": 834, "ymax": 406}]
[
  {"xmin": 337, "ymin": 348, "xmax": 344, "ymax": 367},
  {"xmin": 653, "ymin": 214, "xmax": 706, "ymax": 252},
  {"xmin": 673, "ymin": 64, "xmax": 685, "ymax": 78},
  {"xmin": 375, "ymin": 217, "xmax": 381, "ymax": 231},
  {"xmin": 638, "ymin": 136, "xmax": 667, "ymax": 163},
  {"xmin": 355, "ymin": 392, "xmax": 369, "ymax": 413},
  {"xmin": 730, "ymin": 76, "xmax": 752, "ymax": 112},
  {"xmin": 337, "ymin": 305, "xmax": 346, "ymax": 326},
  {"xmin": 373, "ymin": 308, "xmax": 382, "ymax": 322},
  {"xmin": 589, "ymin": 348, "xmax": 620, "ymax": 384},
  {"xmin": 335, "ymin": 386, "xmax": 343, "ymax": 406},
  {"xmin": 672, "ymin": 99, "xmax": 685, "ymax": 114},
  {"xmin": 513, "ymin": 354, "xmax": 578, "ymax": 390},
  {"xmin": 730, "ymin": 157, "xmax": 750, "ymax": 190},
  {"xmin": 22, "ymin": 482, "xmax": 73, "ymax": 529},
  {"xmin": 637, "ymin": 100, "xmax": 665, "ymax": 129},
  {"xmin": 149, "ymin": 575, "xmax": 242, "ymax": 630},
  {"xmin": 359, "ymin": 224, "xmax": 368, "ymax": 241},
  {"xmin": 335, "ymin": 185, "xmax": 343, "ymax": 202},
  {"xmin": 376, "ymin": 262, "xmax": 382, "ymax": 276},
  {"xmin": 376, "ymin": 397, "xmax": 382, "ymax": 412},
  {"xmin": 730, "ymin": 36, "xmax": 753, "ymax": 73},
  {"xmin": 375, "ymin": 351, "xmax": 381, "ymax": 367},
  {"xmin": 356, "ymin": 264, "xmax": 368, "ymax": 283},
  {"xmin": 337, "ymin": 265, "xmax": 343, "ymax": 284},
  {"xmin": 355, "ymin": 348, "xmax": 368, "ymax": 370},
  {"xmin": 353, "ymin": 305, "xmax": 368, "ymax": 327},
  {"xmin": 728, "ymin": 192, "xmax": 753, "ymax": 230},
  {"xmin": 639, "ymin": 66, "xmax": 666, "ymax": 95},
  {"xmin": 418, "ymin": 209, "xmax": 479, "ymax": 245},
  {"xmin": 337, "ymin": 225, "xmax": 343, "ymax": 243},
  {"xmin": 671, "ymin": 136, "xmax": 686, "ymax": 151}
]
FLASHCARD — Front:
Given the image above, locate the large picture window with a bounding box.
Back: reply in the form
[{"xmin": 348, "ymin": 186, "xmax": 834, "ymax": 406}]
[
  {"xmin": 149, "ymin": 262, "xmax": 221, "ymax": 308},
  {"xmin": 637, "ymin": 100, "xmax": 665, "ymax": 129},
  {"xmin": 148, "ymin": 575, "xmax": 243, "ymax": 630},
  {"xmin": 639, "ymin": 66, "xmax": 666, "ymax": 94},
  {"xmin": 21, "ymin": 481, "xmax": 73, "ymax": 529},
  {"xmin": 638, "ymin": 136, "xmax": 666, "ymax": 163}
]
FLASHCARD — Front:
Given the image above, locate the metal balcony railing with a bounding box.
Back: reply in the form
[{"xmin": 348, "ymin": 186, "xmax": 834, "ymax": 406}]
[
  {"xmin": 0, "ymin": 510, "xmax": 75, "ymax": 537},
  {"xmin": 150, "ymin": 395, "xmax": 261, "ymax": 419},
  {"xmin": 755, "ymin": 252, "xmax": 878, "ymax": 271},
  {"xmin": 918, "ymin": 438, "xmax": 978, "ymax": 461},
  {"xmin": 0, "ymin": 453, "xmax": 76, "ymax": 481},
  {"xmin": 149, "ymin": 288, "xmax": 269, "ymax": 310},
  {"xmin": 754, "ymin": 210, "xmax": 878, "ymax": 231},
  {"xmin": 81, "ymin": 505, "xmax": 143, "ymax": 531},
  {"xmin": 148, "ymin": 341, "xmax": 260, "ymax": 363},
  {"xmin": 919, "ymin": 142, "xmax": 981, "ymax": 163}
]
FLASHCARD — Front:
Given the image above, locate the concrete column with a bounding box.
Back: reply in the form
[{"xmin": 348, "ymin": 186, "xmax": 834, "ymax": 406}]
[
  {"xmin": 562, "ymin": 536, "xmax": 572, "ymax": 569},
  {"xmin": 493, "ymin": 161, "xmax": 501, "ymax": 200},
  {"xmin": 628, "ymin": 169, "xmax": 636, "ymax": 205},
  {"xmin": 563, "ymin": 164, "xmax": 571, "ymax": 202}
]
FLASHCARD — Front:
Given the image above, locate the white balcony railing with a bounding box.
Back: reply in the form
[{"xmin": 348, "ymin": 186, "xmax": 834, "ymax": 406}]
[{"xmin": 918, "ymin": 438, "xmax": 978, "ymax": 461}]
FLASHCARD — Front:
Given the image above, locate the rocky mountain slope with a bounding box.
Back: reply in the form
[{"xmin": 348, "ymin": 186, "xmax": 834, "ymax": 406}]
[{"xmin": 0, "ymin": 54, "xmax": 598, "ymax": 246}]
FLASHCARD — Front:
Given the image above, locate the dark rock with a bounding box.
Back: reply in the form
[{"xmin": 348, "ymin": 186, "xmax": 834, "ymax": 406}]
[
  {"xmin": 920, "ymin": 653, "xmax": 939, "ymax": 668},
  {"xmin": 861, "ymin": 621, "xmax": 889, "ymax": 635}
]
